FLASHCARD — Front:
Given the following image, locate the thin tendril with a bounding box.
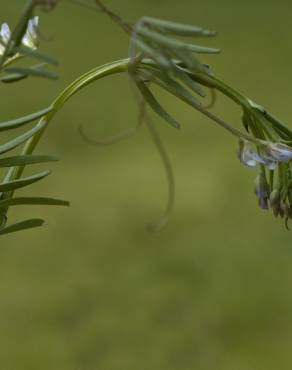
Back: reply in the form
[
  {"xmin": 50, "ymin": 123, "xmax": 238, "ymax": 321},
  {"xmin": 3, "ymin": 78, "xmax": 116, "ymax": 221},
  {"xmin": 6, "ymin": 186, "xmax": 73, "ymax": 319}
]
[
  {"xmin": 142, "ymin": 105, "xmax": 175, "ymax": 232},
  {"xmin": 78, "ymin": 108, "xmax": 144, "ymax": 146},
  {"xmin": 128, "ymin": 21, "xmax": 175, "ymax": 231},
  {"xmin": 70, "ymin": 0, "xmax": 102, "ymax": 12}
]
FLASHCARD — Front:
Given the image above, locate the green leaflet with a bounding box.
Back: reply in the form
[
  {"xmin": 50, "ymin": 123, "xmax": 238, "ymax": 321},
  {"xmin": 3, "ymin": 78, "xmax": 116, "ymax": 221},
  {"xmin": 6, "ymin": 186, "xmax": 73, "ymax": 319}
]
[
  {"xmin": 4, "ymin": 65, "xmax": 59, "ymax": 80},
  {"xmin": 0, "ymin": 73, "xmax": 28, "ymax": 83},
  {"xmin": 135, "ymin": 79, "xmax": 180, "ymax": 129},
  {"xmin": 0, "ymin": 106, "xmax": 53, "ymax": 132},
  {"xmin": 172, "ymin": 65, "xmax": 206, "ymax": 97},
  {"xmin": 132, "ymin": 38, "xmax": 171, "ymax": 69},
  {"xmin": 0, "ymin": 171, "xmax": 50, "ymax": 192},
  {"xmin": 141, "ymin": 17, "xmax": 216, "ymax": 37},
  {"xmin": 0, "ymin": 155, "xmax": 58, "ymax": 168},
  {"xmin": 0, "ymin": 197, "xmax": 70, "ymax": 208},
  {"xmin": 141, "ymin": 67, "xmax": 200, "ymax": 106},
  {"xmin": 140, "ymin": 64, "xmax": 253, "ymax": 142},
  {"xmin": 15, "ymin": 46, "xmax": 59, "ymax": 66},
  {"xmin": 263, "ymin": 111, "xmax": 292, "ymax": 140},
  {"xmin": 0, "ymin": 120, "xmax": 47, "ymax": 155},
  {"xmin": 137, "ymin": 28, "xmax": 220, "ymax": 54},
  {"xmin": 0, "ymin": 218, "xmax": 45, "ymax": 235},
  {"xmin": 170, "ymin": 48, "xmax": 203, "ymax": 71}
]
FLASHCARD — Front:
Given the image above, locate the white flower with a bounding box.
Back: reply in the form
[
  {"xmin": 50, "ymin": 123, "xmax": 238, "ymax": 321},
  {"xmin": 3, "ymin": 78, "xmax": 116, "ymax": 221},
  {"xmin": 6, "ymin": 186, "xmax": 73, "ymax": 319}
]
[
  {"xmin": 0, "ymin": 23, "xmax": 10, "ymax": 54},
  {"xmin": 22, "ymin": 16, "xmax": 39, "ymax": 49},
  {"xmin": 0, "ymin": 16, "xmax": 39, "ymax": 56}
]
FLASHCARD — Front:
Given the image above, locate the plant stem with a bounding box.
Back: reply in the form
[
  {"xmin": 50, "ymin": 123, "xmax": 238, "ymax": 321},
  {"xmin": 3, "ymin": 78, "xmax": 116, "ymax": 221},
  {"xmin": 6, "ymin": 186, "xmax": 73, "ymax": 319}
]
[{"xmin": 187, "ymin": 70, "xmax": 292, "ymax": 138}]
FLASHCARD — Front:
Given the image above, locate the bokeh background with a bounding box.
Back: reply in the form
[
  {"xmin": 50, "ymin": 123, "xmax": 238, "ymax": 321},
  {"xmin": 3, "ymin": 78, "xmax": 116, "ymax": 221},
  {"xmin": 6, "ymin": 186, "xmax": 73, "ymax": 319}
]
[{"xmin": 1, "ymin": 0, "xmax": 292, "ymax": 369}]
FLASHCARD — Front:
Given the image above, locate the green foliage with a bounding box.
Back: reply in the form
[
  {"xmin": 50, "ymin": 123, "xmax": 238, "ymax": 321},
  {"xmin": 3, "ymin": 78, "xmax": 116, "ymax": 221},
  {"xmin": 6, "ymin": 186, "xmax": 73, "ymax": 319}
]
[
  {"xmin": 2, "ymin": 0, "xmax": 292, "ymax": 235},
  {"xmin": 0, "ymin": 0, "xmax": 63, "ymax": 234}
]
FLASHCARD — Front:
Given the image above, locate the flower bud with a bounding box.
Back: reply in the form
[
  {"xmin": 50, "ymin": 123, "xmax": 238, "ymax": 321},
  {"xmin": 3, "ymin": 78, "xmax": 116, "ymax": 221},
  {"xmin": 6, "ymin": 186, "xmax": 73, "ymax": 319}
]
[
  {"xmin": 254, "ymin": 173, "xmax": 269, "ymax": 210},
  {"xmin": 280, "ymin": 200, "xmax": 292, "ymax": 219},
  {"xmin": 272, "ymin": 203, "xmax": 281, "ymax": 218},
  {"xmin": 270, "ymin": 188, "xmax": 280, "ymax": 207}
]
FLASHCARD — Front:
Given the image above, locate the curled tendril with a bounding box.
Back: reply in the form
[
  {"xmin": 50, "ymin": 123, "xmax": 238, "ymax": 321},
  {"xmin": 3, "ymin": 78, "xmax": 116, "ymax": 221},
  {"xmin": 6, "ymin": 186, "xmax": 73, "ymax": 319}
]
[
  {"xmin": 128, "ymin": 32, "xmax": 176, "ymax": 230},
  {"xmin": 143, "ymin": 109, "xmax": 175, "ymax": 232},
  {"xmin": 79, "ymin": 99, "xmax": 175, "ymax": 232},
  {"xmin": 203, "ymin": 88, "xmax": 217, "ymax": 109},
  {"xmin": 78, "ymin": 104, "xmax": 144, "ymax": 146}
]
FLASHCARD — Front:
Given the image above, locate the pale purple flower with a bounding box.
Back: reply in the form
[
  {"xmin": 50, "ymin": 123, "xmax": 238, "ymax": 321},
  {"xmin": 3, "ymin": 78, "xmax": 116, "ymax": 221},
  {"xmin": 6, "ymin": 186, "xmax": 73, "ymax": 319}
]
[
  {"xmin": 258, "ymin": 197, "xmax": 269, "ymax": 210},
  {"xmin": 237, "ymin": 140, "xmax": 263, "ymax": 167},
  {"xmin": 237, "ymin": 140, "xmax": 279, "ymax": 170},
  {"xmin": 266, "ymin": 142, "xmax": 292, "ymax": 162},
  {"xmin": 259, "ymin": 152, "xmax": 277, "ymax": 170}
]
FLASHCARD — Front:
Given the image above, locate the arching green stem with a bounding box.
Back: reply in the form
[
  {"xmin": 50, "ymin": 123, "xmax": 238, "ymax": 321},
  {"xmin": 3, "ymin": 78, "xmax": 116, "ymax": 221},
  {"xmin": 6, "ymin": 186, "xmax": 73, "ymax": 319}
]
[{"xmin": 3, "ymin": 58, "xmax": 130, "ymax": 200}]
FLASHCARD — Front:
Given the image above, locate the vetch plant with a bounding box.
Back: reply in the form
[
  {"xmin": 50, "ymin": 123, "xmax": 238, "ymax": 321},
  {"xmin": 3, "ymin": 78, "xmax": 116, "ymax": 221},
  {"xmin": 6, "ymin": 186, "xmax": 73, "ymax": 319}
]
[{"xmin": 1, "ymin": 0, "xmax": 292, "ymax": 235}]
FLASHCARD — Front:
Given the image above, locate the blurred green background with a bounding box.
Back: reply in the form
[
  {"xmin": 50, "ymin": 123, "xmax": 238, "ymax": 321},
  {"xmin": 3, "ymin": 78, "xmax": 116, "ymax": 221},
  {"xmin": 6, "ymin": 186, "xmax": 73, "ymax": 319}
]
[{"xmin": 1, "ymin": 0, "xmax": 292, "ymax": 369}]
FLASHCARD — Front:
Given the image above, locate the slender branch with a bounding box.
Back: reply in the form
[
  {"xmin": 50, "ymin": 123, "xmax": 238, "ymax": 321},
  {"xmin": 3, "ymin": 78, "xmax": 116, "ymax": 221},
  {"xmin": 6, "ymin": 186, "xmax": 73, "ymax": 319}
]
[
  {"xmin": 71, "ymin": 0, "xmax": 102, "ymax": 12},
  {"xmin": 95, "ymin": 0, "xmax": 133, "ymax": 35}
]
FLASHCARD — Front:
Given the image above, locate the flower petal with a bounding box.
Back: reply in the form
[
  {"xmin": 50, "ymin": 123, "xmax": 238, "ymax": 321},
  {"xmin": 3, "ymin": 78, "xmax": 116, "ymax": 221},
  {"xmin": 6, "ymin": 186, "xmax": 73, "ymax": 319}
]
[
  {"xmin": 238, "ymin": 140, "xmax": 263, "ymax": 167},
  {"xmin": 22, "ymin": 16, "xmax": 39, "ymax": 49},
  {"xmin": 0, "ymin": 23, "xmax": 11, "ymax": 44}
]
